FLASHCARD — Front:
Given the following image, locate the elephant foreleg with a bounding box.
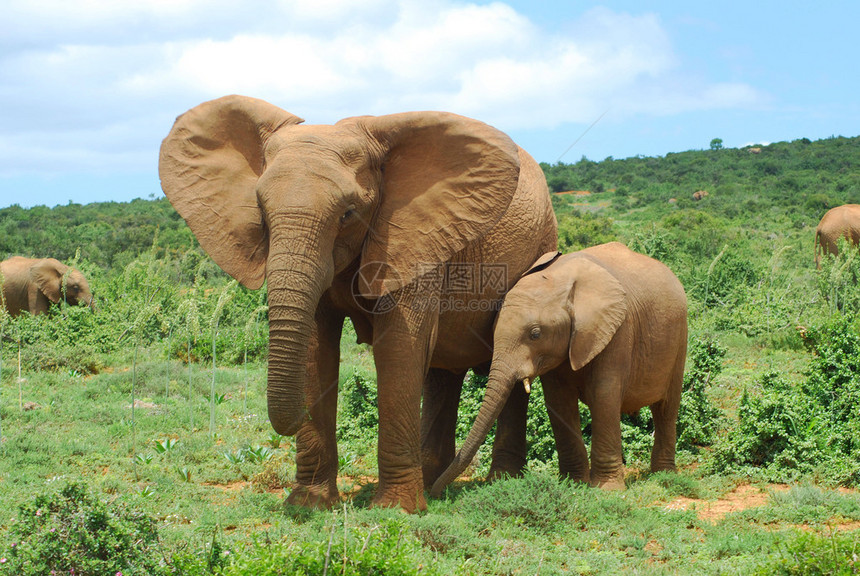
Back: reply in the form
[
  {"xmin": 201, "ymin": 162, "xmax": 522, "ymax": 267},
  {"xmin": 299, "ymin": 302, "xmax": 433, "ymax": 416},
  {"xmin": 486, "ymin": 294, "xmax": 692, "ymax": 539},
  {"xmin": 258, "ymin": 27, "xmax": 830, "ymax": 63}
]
[
  {"xmin": 287, "ymin": 302, "xmax": 344, "ymax": 509},
  {"xmin": 587, "ymin": 383, "xmax": 625, "ymax": 489},
  {"xmin": 371, "ymin": 289, "xmax": 438, "ymax": 512},
  {"xmin": 541, "ymin": 368, "xmax": 589, "ymax": 483},
  {"xmin": 420, "ymin": 368, "xmax": 465, "ymax": 488}
]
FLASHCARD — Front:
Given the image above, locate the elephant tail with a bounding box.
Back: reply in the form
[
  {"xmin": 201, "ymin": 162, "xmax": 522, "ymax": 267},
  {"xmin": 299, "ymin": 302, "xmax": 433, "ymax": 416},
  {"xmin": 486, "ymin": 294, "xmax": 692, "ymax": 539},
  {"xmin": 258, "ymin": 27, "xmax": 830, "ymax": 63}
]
[{"xmin": 814, "ymin": 229, "xmax": 823, "ymax": 268}]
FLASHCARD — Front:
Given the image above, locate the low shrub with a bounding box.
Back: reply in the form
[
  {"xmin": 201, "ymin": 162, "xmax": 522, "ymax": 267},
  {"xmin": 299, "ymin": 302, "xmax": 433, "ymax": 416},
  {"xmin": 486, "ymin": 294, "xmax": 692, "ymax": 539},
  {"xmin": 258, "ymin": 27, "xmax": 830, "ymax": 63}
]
[
  {"xmin": 220, "ymin": 519, "xmax": 444, "ymax": 576},
  {"xmin": 708, "ymin": 315, "xmax": 860, "ymax": 484},
  {"xmin": 0, "ymin": 482, "xmax": 167, "ymax": 576},
  {"xmin": 338, "ymin": 370, "xmax": 378, "ymax": 441},
  {"xmin": 754, "ymin": 530, "xmax": 860, "ymax": 575},
  {"xmin": 677, "ymin": 337, "xmax": 726, "ymax": 450}
]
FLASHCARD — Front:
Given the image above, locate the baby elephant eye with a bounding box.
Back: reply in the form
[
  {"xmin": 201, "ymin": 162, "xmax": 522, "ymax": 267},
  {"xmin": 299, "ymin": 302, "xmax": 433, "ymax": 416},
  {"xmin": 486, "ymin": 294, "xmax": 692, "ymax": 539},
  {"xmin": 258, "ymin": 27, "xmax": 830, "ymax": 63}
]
[{"xmin": 529, "ymin": 327, "xmax": 541, "ymax": 340}]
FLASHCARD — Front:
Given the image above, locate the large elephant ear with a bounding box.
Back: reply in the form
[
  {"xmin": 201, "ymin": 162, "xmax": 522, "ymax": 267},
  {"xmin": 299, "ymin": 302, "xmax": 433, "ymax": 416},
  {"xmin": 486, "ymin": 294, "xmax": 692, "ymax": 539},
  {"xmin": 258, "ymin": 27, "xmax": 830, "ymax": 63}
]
[
  {"xmin": 159, "ymin": 95, "xmax": 304, "ymax": 289},
  {"xmin": 30, "ymin": 258, "xmax": 67, "ymax": 304},
  {"xmin": 346, "ymin": 111, "xmax": 521, "ymax": 295},
  {"xmin": 565, "ymin": 257, "xmax": 628, "ymax": 371}
]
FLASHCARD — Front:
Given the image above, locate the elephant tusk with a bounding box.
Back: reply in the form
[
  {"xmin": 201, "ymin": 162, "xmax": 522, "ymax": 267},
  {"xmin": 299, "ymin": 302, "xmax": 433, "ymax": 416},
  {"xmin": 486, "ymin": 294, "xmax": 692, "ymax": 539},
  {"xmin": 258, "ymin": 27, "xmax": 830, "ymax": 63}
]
[{"xmin": 523, "ymin": 377, "xmax": 531, "ymax": 394}]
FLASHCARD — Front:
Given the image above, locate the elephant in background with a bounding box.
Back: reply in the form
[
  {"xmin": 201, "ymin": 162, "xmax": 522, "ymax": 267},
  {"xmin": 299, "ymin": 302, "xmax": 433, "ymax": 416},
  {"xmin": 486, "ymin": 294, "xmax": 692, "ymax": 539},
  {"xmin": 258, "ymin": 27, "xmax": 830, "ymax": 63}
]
[
  {"xmin": 815, "ymin": 204, "xmax": 860, "ymax": 267},
  {"xmin": 432, "ymin": 243, "xmax": 687, "ymax": 496},
  {"xmin": 0, "ymin": 257, "xmax": 94, "ymax": 317},
  {"xmin": 159, "ymin": 95, "xmax": 557, "ymax": 512}
]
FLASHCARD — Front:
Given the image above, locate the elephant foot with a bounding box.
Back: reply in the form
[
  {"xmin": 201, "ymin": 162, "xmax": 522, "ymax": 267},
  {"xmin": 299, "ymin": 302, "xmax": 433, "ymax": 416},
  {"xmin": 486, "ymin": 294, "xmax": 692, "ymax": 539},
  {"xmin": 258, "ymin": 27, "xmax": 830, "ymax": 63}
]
[
  {"xmin": 559, "ymin": 469, "xmax": 590, "ymax": 484},
  {"xmin": 371, "ymin": 482, "xmax": 427, "ymax": 513},
  {"xmin": 286, "ymin": 483, "xmax": 340, "ymax": 509},
  {"xmin": 590, "ymin": 476, "xmax": 626, "ymax": 490}
]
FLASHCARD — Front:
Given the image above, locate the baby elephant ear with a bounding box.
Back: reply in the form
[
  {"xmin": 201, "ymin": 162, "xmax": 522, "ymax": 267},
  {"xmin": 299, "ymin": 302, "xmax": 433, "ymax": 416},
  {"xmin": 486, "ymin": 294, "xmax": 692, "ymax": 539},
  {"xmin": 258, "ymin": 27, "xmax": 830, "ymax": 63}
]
[
  {"xmin": 566, "ymin": 258, "xmax": 627, "ymax": 371},
  {"xmin": 522, "ymin": 251, "xmax": 562, "ymax": 277},
  {"xmin": 30, "ymin": 258, "xmax": 67, "ymax": 303}
]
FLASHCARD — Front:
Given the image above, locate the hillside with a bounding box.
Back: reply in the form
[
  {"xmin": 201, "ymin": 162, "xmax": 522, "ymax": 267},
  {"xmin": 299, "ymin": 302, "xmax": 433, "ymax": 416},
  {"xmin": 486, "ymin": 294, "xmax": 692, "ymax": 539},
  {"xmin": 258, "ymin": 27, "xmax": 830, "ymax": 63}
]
[{"xmin": 3, "ymin": 135, "xmax": 857, "ymax": 271}]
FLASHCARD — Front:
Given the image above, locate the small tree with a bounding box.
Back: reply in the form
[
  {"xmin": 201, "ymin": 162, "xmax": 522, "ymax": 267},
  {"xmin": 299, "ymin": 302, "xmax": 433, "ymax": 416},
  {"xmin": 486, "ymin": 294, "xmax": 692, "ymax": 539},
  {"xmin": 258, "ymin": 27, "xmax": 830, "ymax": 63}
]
[{"xmin": 709, "ymin": 138, "xmax": 723, "ymax": 151}]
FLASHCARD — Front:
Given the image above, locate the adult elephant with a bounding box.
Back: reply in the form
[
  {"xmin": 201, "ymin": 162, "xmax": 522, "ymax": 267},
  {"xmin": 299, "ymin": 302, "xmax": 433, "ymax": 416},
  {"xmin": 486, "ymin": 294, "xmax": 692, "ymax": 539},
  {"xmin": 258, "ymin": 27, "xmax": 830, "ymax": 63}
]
[
  {"xmin": 815, "ymin": 204, "xmax": 860, "ymax": 267},
  {"xmin": 159, "ymin": 95, "xmax": 558, "ymax": 512},
  {"xmin": 0, "ymin": 256, "xmax": 94, "ymax": 316}
]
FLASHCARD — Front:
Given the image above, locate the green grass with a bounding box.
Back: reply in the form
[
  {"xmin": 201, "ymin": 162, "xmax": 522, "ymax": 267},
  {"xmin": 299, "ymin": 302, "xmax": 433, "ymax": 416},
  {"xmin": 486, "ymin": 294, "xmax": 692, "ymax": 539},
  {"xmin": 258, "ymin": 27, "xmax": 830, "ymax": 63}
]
[{"xmin": 1, "ymin": 346, "xmax": 859, "ymax": 574}]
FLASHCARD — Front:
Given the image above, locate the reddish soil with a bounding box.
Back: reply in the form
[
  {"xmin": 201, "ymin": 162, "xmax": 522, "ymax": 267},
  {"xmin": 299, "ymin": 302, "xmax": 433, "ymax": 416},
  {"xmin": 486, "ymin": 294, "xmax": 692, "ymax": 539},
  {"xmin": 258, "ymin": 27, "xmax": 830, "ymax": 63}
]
[
  {"xmin": 663, "ymin": 484, "xmax": 786, "ymax": 522},
  {"xmin": 664, "ymin": 483, "xmax": 860, "ymax": 530}
]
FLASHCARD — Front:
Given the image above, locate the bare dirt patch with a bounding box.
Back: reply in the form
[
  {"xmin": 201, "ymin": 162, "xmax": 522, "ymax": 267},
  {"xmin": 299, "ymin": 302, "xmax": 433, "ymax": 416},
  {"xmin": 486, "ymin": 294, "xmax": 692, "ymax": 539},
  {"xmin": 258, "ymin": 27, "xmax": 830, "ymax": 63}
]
[
  {"xmin": 663, "ymin": 484, "xmax": 789, "ymax": 522},
  {"xmin": 206, "ymin": 481, "xmax": 249, "ymax": 492}
]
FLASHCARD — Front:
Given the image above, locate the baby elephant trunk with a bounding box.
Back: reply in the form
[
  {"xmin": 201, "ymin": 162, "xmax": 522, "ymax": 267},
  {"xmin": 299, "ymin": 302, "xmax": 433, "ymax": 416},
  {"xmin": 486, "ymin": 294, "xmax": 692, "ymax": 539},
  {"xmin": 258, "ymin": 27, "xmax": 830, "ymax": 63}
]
[{"xmin": 430, "ymin": 364, "xmax": 520, "ymax": 497}]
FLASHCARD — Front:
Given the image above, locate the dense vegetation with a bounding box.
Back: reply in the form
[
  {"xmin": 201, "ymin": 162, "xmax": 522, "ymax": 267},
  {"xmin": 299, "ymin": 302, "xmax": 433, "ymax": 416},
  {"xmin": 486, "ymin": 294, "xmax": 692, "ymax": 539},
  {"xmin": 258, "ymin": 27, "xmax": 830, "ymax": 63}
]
[{"xmin": 1, "ymin": 134, "xmax": 860, "ymax": 573}]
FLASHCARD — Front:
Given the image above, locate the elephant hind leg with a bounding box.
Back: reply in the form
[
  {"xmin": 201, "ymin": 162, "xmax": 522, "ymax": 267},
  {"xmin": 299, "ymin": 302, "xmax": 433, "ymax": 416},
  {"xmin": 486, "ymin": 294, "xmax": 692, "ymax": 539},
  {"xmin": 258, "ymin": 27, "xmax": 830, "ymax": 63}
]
[
  {"xmin": 421, "ymin": 368, "xmax": 466, "ymax": 488},
  {"xmin": 649, "ymin": 349, "xmax": 685, "ymax": 473}
]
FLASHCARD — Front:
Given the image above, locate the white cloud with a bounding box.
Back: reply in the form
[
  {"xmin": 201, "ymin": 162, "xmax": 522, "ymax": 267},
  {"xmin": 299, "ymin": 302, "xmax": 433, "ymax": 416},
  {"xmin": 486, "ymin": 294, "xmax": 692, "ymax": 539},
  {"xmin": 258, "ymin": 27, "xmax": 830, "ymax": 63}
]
[{"xmin": 0, "ymin": 1, "xmax": 765, "ymax": 175}]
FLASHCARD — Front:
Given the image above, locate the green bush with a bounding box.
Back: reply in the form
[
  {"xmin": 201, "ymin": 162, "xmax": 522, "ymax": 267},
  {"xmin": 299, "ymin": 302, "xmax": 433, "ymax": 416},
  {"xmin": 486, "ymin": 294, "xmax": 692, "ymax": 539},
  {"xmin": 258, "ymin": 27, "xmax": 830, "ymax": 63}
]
[
  {"xmin": 0, "ymin": 483, "xmax": 167, "ymax": 576},
  {"xmin": 804, "ymin": 316, "xmax": 860, "ymax": 430},
  {"xmin": 755, "ymin": 530, "xmax": 860, "ymax": 575},
  {"xmin": 455, "ymin": 471, "xmax": 592, "ymax": 533},
  {"xmin": 677, "ymin": 337, "xmax": 726, "ymax": 449},
  {"xmin": 707, "ymin": 372, "xmax": 824, "ymax": 482},
  {"xmin": 338, "ymin": 370, "xmax": 378, "ymax": 441},
  {"xmin": 815, "ymin": 239, "xmax": 860, "ymax": 316},
  {"xmin": 220, "ymin": 519, "xmax": 443, "ymax": 576},
  {"xmin": 707, "ymin": 316, "xmax": 860, "ymax": 483},
  {"xmin": 556, "ymin": 210, "xmax": 617, "ymax": 252}
]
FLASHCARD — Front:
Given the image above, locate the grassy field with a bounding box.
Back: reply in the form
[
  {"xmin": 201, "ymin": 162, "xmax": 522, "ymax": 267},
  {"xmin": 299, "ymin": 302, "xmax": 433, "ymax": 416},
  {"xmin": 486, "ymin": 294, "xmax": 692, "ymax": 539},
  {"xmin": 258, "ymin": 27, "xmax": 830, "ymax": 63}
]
[
  {"xmin": 1, "ymin": 339, "xmax": 860, "ymax": 574},
  {"xmin": 2, "ymin": 137, "xmax": 860, "ymax": 573}
]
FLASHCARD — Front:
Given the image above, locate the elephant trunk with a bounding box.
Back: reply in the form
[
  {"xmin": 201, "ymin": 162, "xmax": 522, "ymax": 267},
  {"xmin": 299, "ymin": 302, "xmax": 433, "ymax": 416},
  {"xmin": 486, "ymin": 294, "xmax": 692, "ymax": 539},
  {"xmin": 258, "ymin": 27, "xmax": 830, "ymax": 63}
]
[
  {"xmin": 265, "ymin": 222, "xmax": 334, "ymax": 436},
  {"xmin": 430, "ymin": 361, "xmax": 520, "ymax": 497}
]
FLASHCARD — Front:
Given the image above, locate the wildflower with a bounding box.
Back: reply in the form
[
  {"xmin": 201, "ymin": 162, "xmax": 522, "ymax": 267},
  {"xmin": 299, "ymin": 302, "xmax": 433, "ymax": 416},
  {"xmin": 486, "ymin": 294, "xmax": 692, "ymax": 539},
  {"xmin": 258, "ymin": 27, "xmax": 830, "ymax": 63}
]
[
  {"xmin": 0, "ymin": 558, "xmax": 7, "ymax": 564},
  {"xmin": 35, "ymin": 509, "xmax": 42, "ymax": 517}
]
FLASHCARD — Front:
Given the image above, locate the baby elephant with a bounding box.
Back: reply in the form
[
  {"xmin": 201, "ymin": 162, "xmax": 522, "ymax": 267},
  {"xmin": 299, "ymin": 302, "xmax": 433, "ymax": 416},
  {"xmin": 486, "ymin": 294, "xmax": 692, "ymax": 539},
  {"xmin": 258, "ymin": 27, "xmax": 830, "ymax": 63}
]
[
  {"xmin": 431, "ymin": 242, "xmax": 687, "ymax": 495},
  {"xmin": 0, "ymin": 256, "xmax": 94, "ymax": 316}
]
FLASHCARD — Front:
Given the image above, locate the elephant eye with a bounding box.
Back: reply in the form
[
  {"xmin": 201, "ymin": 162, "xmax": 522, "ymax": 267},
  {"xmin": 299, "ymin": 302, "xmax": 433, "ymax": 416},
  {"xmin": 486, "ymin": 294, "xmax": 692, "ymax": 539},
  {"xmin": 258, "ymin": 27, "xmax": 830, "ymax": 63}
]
[
  {"xmin": 340, "ymin": 205, "xmax": 356, "ymax": 224},
  {"xmin": 529, "ymin": 327, "xmax": 541, "ymax": 340}
]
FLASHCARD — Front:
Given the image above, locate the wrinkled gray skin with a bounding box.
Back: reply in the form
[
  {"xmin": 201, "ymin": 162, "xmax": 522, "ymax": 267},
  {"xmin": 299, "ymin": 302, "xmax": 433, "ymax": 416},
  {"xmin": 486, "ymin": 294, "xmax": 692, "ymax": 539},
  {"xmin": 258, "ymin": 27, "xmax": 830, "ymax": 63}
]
[
  {"xmin": 815, "ymin": 204, "xmax": 860, "ymax": 267},
  {"xmin": 1, "ymin": 256, "xmax": 94, "ymax": 316},
  {"xmin": 432, "ymin": 243, "xmax": 688, "ymax": 496},
  {"xmin": 159, "ymin": 95, "xmax": 558, "ymax": 512}
]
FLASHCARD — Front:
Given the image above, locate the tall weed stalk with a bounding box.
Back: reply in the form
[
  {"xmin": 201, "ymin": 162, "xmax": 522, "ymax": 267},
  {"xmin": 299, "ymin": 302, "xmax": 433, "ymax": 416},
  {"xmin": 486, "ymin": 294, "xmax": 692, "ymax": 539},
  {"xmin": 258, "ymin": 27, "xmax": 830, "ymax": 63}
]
[
  {"xmin": 242, "ymin": 305, "xmax": 267, "ymax": 415},
  {"xmin": 209, "ymin": 280, "xmax": 237, "ymax": 436},
  {"xmin": 179, "ymin": 297, "xmax": 200, "ymax": 430}
]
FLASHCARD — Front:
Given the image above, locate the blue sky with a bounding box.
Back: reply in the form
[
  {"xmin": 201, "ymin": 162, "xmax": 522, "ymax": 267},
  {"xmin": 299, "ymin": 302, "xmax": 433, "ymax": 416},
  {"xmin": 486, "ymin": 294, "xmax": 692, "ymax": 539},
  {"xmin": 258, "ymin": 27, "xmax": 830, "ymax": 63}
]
[{"xmin": 1, "ymin": 1, "xmax": 858, "ymax": 209}]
